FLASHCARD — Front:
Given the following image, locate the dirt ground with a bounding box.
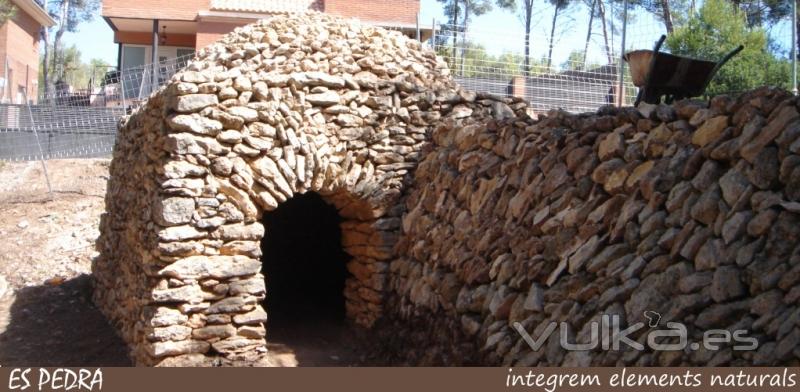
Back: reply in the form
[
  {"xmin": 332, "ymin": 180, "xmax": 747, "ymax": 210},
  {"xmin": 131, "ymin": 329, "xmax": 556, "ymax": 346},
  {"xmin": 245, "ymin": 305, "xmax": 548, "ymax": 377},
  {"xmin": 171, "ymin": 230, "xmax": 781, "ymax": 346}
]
[{"xmin": 0, "ymin": 159, "xmax": 375, "ymax": 367}]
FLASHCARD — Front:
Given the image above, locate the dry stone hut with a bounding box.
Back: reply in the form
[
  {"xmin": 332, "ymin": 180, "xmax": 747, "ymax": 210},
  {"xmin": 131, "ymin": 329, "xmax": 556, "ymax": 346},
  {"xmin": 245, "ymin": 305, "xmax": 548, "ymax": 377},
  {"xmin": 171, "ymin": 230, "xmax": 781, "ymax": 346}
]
[
  {"xmin": 93, "ymin": 13, "xmax": 523, "ymax": 366},
  {"xmin": 94, "ymin": 13, "xmax": 800, "ymax": 367}
]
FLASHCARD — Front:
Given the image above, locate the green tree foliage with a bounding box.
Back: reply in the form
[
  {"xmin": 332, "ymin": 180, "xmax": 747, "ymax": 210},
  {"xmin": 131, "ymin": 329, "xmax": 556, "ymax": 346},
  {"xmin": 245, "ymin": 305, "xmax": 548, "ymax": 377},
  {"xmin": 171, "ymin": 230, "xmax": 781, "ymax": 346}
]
[
  {"xmin": 0, "ymin": 0, "xmax": 16, "ymax": 25},
  {"xmin": 561, "ymin": 50, "xmax": 602, "ymax": 70},
  {"xmin": 38, "ymin": 44, "xmax": 109, "ymax": 95},
  {"xmin": 41, "ymin": 0, "xmax": 100, "ymax": 97},
  {"xmin": 494, "ymin": 0, "xmax": 536, "ymax": 74},
  {"xmin": 665, "ymin": 0, "xmax": 790, "ymax": 96},
  {"xmin": 437, "ymin": 40, "xmax": 549, "ymax": 77}
]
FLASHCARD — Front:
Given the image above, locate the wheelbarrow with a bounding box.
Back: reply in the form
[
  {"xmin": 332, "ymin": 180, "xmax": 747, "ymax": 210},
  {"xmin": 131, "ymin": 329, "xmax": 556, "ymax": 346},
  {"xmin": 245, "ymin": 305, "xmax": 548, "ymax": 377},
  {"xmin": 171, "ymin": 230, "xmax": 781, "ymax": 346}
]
[{"xmin": 624, "ymin": 35, "xmax": 743, "ymax": 106}]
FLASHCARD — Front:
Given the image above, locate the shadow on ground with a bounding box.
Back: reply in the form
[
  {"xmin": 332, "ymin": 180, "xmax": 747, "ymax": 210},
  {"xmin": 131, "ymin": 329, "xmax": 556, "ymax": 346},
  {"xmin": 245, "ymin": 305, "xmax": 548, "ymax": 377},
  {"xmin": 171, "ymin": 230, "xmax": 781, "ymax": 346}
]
[
  {"xmin": 0, "ymin": 274, "xmax": 131, "ymax": 366},
  {"xmin": 0, "ymin": 273, "xmax": 387, "ymax": 367}
]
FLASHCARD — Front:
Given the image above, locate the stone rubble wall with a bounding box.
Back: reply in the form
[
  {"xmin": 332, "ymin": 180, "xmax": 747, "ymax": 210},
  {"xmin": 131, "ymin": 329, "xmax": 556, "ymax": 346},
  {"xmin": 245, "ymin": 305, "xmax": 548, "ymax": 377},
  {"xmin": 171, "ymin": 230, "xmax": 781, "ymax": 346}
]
[
  {"xmin": 93, "ymin": 13, "xmax": 800, "ymax": 367},
  {"xmin": 92, "ymin": 13, "xmax": 526, "ymax": 366},
  {"xmin": 388, "ymin": 87, "xmax": 800, "ymax": 366}
]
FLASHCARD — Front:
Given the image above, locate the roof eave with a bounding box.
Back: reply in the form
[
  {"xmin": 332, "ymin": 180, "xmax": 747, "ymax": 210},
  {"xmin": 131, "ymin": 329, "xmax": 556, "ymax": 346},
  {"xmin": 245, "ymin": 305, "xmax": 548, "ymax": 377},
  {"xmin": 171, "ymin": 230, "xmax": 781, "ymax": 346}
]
[{"xmin": 11, "ymin": 0, "xmax": 56, "ymax": 27}]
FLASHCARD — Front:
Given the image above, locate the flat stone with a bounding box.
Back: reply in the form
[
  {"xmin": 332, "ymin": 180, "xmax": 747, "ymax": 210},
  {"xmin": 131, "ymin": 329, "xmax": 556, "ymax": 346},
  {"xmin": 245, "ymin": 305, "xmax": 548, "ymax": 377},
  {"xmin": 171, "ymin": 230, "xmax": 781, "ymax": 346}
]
[
  {"xmin": 146, "ymin": 307, "xmax": 189, "ymax": 327},
  {"xmin": 217, "ymin": 130, "xmax": 243, "ymax": 144},
  {"xmin": 206, "ymin": 296, "xmax": 255, "ymax": 314},
  {"xmin": 523, "ymin": 283, "xmax": 544, "ymax": 312},
  {"xmin": 719, "ymin": 168, "xmax": 750, "ymax": 207},
  {"xmin": 232, "ymin": 307, "xmax": 268, "ymax": 325},
  {"xmin": 452, "ymin": 105, "xmax": 473, "ymax": 119},
  {"xmin": 167, "ymin": 114, "xmax": 223, "ymax": 136},
  {"xmin": 154, "ymin": 197, "xmax": 195, "ymax": 226},
  {"xmin": 147, "ymin": 325, "xmax": 193, "ymax": 342},
  {"xmin": 151, "ymin": 284, "xmax": 204, "ymax": 303},
  {"xmin": 306, "ymin": 91, "xmax": 341, "ymax": 106},
  {"xmin": 568, "ymin": 235, "xmax": 604, "ymax": 273},
  {"xmin": 598, "ymin": 132, "xmax": 625, "ymax": 160},
  {"xmin": 721, "ymin": 211, "xmax": 752, "ymax": 244},
  {"xmin": 211, "ymin": 336, "xmax": 263, "ymax": 353},
  {"xmin": 291, "ymin": 72, "xmax": 346, "ymax": 88},
  {"xmin": 173, "ymin": 94, "xmax": 218, "ymax": 113},
  {"xmin": 692, "ymin": 116, "xmax": 728, "ymax": 147},
  {"xmin": 690, "ymin": 185, "xmax": 721, "ymax": 226},
  {"xmin": 158, "ymin": 225, "xmax": 207, "ymax": 242},
  {"xmin": 163, "ymin": 160, "xmax": 206, "ymax": 179},
  {"xmin": 238, "ymin": 325, "xmax": 266, "ymax": 339},
  {"xmin": 678, "ymin": 272, "xmax": 713, "ymax": 294},
  {"xmin": 192, "ymin": 324, "xmax": 237, "ymax": 340},
  {"xmin": 626, "ymin": 160, "xmax": 654, "ymax": 189},
  {"xmin": 227, "ymin": 106, "xmax": 259, "ymax": 122},
  {"xmin": 181, "ymin": 71, "xmax": 209, "ymax": 84},
  {"xmin": 741, "ymin": 105, "xmax": 799, "ymax": 162},
  {"xmin": 711, "ymin": 266, "xmax": 746, "ymax": 302},
  {"xmin": 228, "ymin": 277, "xmax": 266, "ymax": 296},
  {"xmin": 159, "ymin": 256, "xmax": 262, "ymax": 280},
  {"xmin": 147, "ymin": 340, "xmax": 210, "ymax": 358},
  {"xmin": 212, "ymin": 223, "xmax": 265, "ymax": 241},
  {"xmin": 165, "ymin": 133, "xmax": 226, "ymax": 155}
]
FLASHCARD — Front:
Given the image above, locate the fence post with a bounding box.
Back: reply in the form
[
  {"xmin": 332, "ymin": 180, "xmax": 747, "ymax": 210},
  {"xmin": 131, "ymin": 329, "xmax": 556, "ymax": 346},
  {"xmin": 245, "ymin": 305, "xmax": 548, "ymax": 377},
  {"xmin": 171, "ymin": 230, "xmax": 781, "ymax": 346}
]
[
  {"xmin": 618, "ymin": 0, "xmax": 628, "ymax": 107},
  {"xmin": 432, "ymin": 18, "xmax": 436, "ymax": 50},
  {"xmin": 416, "ymin": 13, "xmax": 421, "ymax": 41},
  {"xmin": 152, "ymin": 19, "xmax": 160, "ymax": 95},
  {"xmin": 792, "ymin": 0, "xmax": 797, "ymax": 95},
  {"xmin": 120, "ymin": 68, "xmax": 128, "ymax": 113},
  {"xmin": 23, "ymin": 89, "xmax": 53, "ymax": 199}
]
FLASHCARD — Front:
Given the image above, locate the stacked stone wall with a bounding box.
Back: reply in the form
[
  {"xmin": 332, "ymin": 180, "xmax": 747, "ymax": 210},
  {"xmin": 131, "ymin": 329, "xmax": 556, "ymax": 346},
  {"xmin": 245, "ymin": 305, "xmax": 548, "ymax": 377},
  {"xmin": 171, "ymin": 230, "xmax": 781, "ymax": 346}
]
[
  {"xmin": 94, "ymin": 13, "xmax": 800, "ymax": 366},
  {"xmin": 389, "ymin": 87, "xmax": 800, "ymax": 366}
]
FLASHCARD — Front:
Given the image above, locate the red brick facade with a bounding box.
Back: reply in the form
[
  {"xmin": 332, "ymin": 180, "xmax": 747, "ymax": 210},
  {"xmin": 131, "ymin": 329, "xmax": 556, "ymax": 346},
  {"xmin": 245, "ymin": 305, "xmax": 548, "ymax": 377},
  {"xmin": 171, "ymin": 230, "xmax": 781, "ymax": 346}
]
[
  {"xmin": 325, "ymin": 0, "xmax": 419, "ymax": 25},
  {"xmin": 103, "ymin": 0, "xmax": 209, "ymax": 21},
  {"xmin": 0, "ymin": 6, "xmax": 46, "ymax": 103},
  {"xmin": 104, "ymin": 0, "xmax": 421, "ymax": 51}
]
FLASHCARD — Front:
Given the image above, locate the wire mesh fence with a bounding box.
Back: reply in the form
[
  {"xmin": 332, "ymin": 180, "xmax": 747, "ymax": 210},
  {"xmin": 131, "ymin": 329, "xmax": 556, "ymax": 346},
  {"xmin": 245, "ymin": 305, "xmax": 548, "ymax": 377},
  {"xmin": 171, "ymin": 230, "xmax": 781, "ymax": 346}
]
[
  {"xmin": 0, "ymin": 53, "xmax": 196, "ymax": 162},
  {"xmin": 2, "ymin": 3, "xmax": 799, "ymax": 165},
  {"xmin": 432, "ymin": 0, "xmax": 798, "ymax": 115},
  {"xmin": 433, "ymin": 20, "xmax": 636, "ymax": 114}
]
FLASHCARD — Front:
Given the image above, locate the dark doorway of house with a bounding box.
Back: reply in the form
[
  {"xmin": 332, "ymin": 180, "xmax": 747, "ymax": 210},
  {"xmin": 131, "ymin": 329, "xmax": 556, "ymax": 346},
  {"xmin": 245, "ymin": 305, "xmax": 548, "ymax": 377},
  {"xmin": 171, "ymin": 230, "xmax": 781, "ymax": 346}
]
[{"xmin": 260, "ymin": 191, "xmax": 358, "ymax": 365}]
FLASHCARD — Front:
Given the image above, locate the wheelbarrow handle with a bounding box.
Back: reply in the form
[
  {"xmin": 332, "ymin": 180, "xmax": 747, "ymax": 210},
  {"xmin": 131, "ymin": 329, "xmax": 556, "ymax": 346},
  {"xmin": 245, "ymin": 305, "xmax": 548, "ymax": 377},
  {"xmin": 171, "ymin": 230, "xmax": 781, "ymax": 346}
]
[
  {"xmin": 710, "ymin": 45, "xmax": 744, "ymax": 77},
  {"xmin": 636, "ymin": 35, "xmax": 668, "ymax": 106}
]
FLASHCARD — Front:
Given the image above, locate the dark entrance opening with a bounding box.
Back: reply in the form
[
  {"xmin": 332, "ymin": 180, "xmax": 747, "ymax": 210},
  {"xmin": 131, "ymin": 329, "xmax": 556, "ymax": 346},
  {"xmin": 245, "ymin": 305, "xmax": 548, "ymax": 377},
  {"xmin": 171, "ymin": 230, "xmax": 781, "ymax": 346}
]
[{"xmin": 260, "ymin": 191, "xmax": 354, "ymax": 364}]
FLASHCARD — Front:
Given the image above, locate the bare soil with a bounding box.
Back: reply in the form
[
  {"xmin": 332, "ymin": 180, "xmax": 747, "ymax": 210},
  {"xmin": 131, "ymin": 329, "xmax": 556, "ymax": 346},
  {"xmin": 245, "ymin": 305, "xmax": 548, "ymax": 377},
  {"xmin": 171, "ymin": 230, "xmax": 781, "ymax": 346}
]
[{"xmin": 0, "ymin": 159, "xmax": 375, "ymax": 367}]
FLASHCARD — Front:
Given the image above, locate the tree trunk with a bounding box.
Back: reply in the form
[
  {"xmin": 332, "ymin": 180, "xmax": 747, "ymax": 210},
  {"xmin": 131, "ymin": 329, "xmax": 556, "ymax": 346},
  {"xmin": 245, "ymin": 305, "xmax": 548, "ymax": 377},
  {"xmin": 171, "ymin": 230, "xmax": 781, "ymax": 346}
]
[
  {"xmin": 523, "ymin": 0, "xmax": 533, "ymax": 75},
  {"xmin": 40, "ymin": 0, "xmax": 51, "ymax": 100},
  {"xmin": 546, "ymin": 5, "xmax": 560, "ymax": 69},
  {"xmin": 462, "ymin": 0, "xmax": 469, "ymax": 76},
  {"xmin": 52, "ymin": 0, "xmax": 71, "ymax": 88},
  {"xmin": 598, "ymin": 0, "xmax": 613, "ymax": 64},
  {"xmin": 451, "ymin": 0, "xmax": 459, "ymax": 73},
  {"xmin": 583, "ymin": 0, "xmax": 597, "ymax": 69},
  {"xmin": 41, "ymin": 29, "xmax": 50, "ymax": 100},
  {"xmin": 660, "ymin": 0, "xmax": 673, "ymax": 33}
]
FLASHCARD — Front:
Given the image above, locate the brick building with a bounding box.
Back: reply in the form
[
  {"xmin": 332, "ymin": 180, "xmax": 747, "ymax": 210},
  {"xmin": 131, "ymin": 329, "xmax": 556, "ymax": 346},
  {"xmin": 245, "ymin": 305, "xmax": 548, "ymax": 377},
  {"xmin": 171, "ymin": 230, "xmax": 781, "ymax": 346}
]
[
  {"xmin": 102, "ymin": 0, "xmax": 426, "ymax": 81},
  {"xmin": 0, "ymin": 0, "xmax": 55, "ymax": 103}
]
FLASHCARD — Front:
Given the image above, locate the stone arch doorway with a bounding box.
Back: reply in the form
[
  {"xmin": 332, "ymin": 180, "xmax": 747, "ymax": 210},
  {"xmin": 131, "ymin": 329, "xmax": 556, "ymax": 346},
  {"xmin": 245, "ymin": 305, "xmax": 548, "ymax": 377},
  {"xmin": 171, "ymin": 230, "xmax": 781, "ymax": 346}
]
[{"xmin": 260, "ymin": 192, "xmax": 350, "ymax": 345}]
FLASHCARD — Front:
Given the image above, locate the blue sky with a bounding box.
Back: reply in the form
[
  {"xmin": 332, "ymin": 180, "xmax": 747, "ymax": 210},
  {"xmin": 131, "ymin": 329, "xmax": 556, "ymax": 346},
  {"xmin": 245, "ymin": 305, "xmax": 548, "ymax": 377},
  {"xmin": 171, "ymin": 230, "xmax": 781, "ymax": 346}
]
[{"xmin": 60, "ymin": 0, "xmax": 793, "ymax": 68}]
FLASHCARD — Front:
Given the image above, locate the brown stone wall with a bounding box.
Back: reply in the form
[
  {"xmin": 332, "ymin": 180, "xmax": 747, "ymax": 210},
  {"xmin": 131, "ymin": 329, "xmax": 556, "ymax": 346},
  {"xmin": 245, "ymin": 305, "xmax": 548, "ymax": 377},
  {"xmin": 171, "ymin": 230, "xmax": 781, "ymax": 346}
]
[
  {"xmin": 92, "ymin": 13, "xmax": 521, "ymax": 366},
  {"xmin": 94, "ymin": 13, "xmax": 800, "ymax": 367},
  {"xmin": 387, "ymin": 88, "xmax": 800, "ymax": 366}
]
